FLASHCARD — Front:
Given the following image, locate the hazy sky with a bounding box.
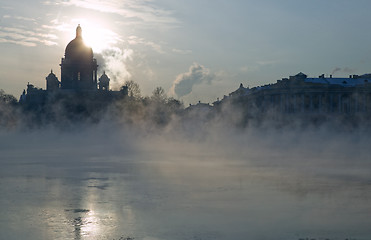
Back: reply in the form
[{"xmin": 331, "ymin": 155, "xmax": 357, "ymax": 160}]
[{"xmin": 2, "ymin": 0, "xmax": 371, "ymax": 104}]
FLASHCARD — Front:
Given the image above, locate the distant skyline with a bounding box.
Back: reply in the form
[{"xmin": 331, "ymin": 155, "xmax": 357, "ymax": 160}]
[{"xmin": 2, "ymin": 0, "xmax": 371, "ymax": 104}]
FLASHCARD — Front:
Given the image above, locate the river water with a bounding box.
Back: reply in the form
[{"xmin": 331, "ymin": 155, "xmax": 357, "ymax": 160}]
[{"xmin": 1, "ymin": 127, "xmax": 371, "ymax": 240}]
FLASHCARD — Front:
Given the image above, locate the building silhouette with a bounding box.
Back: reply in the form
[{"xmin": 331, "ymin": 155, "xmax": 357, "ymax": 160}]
[
  {"xmin": 46, "ymin": 70, "xmax": 60, "ymax": 91},
  {"xmin": 216, "ymin": 72, "xmax": 371, "ymax": 116},
  {"xmin": 60, "ymin": 24, "xmax": 98, "ymax": 91},
  {"xmin": 98, "ymin": 71, "xmax": 110, "ymax": 91},
  {"xmin": 20, "ymin": 25, "xmax": 124, "ymax": 107}
]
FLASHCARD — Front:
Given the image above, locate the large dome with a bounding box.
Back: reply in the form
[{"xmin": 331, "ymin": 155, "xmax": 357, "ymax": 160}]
[
  {"xmin": 60, "ymin": 25, "xmax": 98, "ymax": 90},
  {"xmin": 64, "ymin": 25, "xmax": 93, "ymax": 61}
]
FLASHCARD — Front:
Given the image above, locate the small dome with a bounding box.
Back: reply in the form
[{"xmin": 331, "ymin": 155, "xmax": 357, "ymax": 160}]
[
  {"xmin": 47, "ymin": 69, "xmax": 56, "ymax": 78},
  {"xmin": 64, "ymin": 25, "xmax": 93, "ymax": 61},
  {"xmin": 99, "ymin": 71, "xmax": 110, "ymax": 84}
]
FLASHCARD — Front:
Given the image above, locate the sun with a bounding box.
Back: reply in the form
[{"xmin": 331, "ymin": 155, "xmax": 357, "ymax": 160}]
[
  {"xmin": 72, "ymin": 20, "xmax": 119, "ymax": 53},
  {"xmin": 81, "ymin": 25, "xmax": 108, "ymax": 53}
]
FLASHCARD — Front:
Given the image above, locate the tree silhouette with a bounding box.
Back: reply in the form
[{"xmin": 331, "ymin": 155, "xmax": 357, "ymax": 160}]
[
  {"xmin": 124, "ymin": 80, "xmax": 141, "ymax": 99},
  {"xmin": 0, "ymin": 89, "xmax": 17, "ymax": 105},
  {"xmin": 0, "ymin": 89, "xmax": 18, "ymax": 128},
  {"xmin": 151, "ymin": 86, "xmax": 166, "ymax": 102}
]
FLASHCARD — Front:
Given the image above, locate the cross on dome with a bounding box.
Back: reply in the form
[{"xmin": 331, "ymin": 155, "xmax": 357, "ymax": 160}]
[{"xmin": 76, "ymin": 24, "xmax": 82, "ymax": 38}]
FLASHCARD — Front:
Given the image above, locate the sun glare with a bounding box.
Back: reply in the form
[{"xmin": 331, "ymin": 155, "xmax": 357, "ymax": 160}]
[
  {"xmin": 70, "ymin": 19, "xmax": 119, "ymax": 53},
  {"xmin": 82, "ymin": 26, "xmax": 108, "ymax": 53}
]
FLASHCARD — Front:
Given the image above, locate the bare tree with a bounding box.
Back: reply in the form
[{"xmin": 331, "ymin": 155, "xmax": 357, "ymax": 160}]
[
  {"xmin": 124, "ymin": 80, "xmax": 141, "ymax": 99},
  {"xmin": 0, "ymin": 89, "xmax": 18, "ymax": 128},
  {"xmin": 0, "ymin": 89, "xmax": 17, "ymax": 105},
  {"xmin": 151, "ymin": 86, "xmax": 166, "ymax": 102}
]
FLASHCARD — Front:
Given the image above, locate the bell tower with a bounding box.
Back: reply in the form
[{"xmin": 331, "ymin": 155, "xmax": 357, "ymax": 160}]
[{"xmin": 46, "ymin": 70, "xmax": 60, "ymax": 91}]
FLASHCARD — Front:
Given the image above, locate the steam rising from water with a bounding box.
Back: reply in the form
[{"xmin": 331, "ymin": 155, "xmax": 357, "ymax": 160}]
[
  {"xmin": 1, "ymin": 118, "xmax": 371, "ymax": 239},
  {"xmin": 1, "ymin": 85, "xmax": 371, "ymax": 239}
]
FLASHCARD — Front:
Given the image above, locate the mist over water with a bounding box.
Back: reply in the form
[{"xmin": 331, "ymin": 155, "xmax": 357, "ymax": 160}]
[{"xmin": 1, "ymin": 116, "xmax": 371, "ymax": 240}]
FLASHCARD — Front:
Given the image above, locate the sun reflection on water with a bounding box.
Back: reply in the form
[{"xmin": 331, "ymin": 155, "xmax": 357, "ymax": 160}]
[{"xmin": 79, "ymin": 210, "xmax": 99, "ymax": 237}]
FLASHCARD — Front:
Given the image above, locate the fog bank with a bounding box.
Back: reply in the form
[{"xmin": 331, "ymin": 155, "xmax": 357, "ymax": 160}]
[{"xmin": 1, "ymin": 100, "xmax": 371, "ymax": 239}]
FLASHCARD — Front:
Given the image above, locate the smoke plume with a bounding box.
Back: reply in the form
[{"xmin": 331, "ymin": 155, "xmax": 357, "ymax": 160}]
[
  {"xmin": 331, "ymin": 67, "xmax": 355, "ymax": 75},
  {"xmin": 171, "ymin": 63, "xmax": 214, "ymax": 97},
  {"xmin": 97, "ymin": 47, "xmax": 134, "ymax": 88}
]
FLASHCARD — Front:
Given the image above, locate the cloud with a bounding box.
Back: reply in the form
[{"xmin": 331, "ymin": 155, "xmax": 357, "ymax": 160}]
[
  {"xmin": 172, "ymin": 48, "xmax": 192, "ymax": 55},
  {"xmin": 239, "ymin": 59, "xmax": 279, "ymax": 74},
  {"xmin": 42, "ymin": 19, "xmax": 71, "ymax": 33},
  {"xmin": 0, "ymin": 11, "xmax": 59, "ymax": 47},
  {"xmin": 45, "ymin": 0, "xmax": 179, "ymax": 27},
  {"xmin": 171, "ymin": 63, "xmax": 214, "ymax": 97},
  {"xmin": 127, "ymin": 35, "xmax": 164, "ymax": 54},
  {"xmin": 2, "ymin": 15, "xmax": 36, "ymax": 22},
  {"xmin": 239, "ymin": 65, "xmax": 258, "ymax": 73},
  {"xmin": 0, "ymin": 26, "xmax": 58, "ymax": 47},
  {"xmin": 0, "ymin": 38, "xmax": 36, "ymax": 47}
]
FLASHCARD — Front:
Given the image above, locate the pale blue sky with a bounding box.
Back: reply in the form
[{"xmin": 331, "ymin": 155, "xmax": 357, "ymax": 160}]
[{"xmin": 1, "ymin": 0, "xmax": 371, "ymax": 104}]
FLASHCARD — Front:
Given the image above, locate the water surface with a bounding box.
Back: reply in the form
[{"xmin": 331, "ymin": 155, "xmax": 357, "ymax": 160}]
[{"xmin": 1, "ymin": 128, "xmax": 370, "ymax": 240}]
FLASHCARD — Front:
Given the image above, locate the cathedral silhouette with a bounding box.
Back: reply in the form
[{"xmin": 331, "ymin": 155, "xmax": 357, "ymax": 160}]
[
  {"xmin": 20, "ymin": 25, "xmax": 125, "ymax": 106},
  {"xmin": 60, "ymin": 24, "xmax": 98, "ymax": 91}
]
